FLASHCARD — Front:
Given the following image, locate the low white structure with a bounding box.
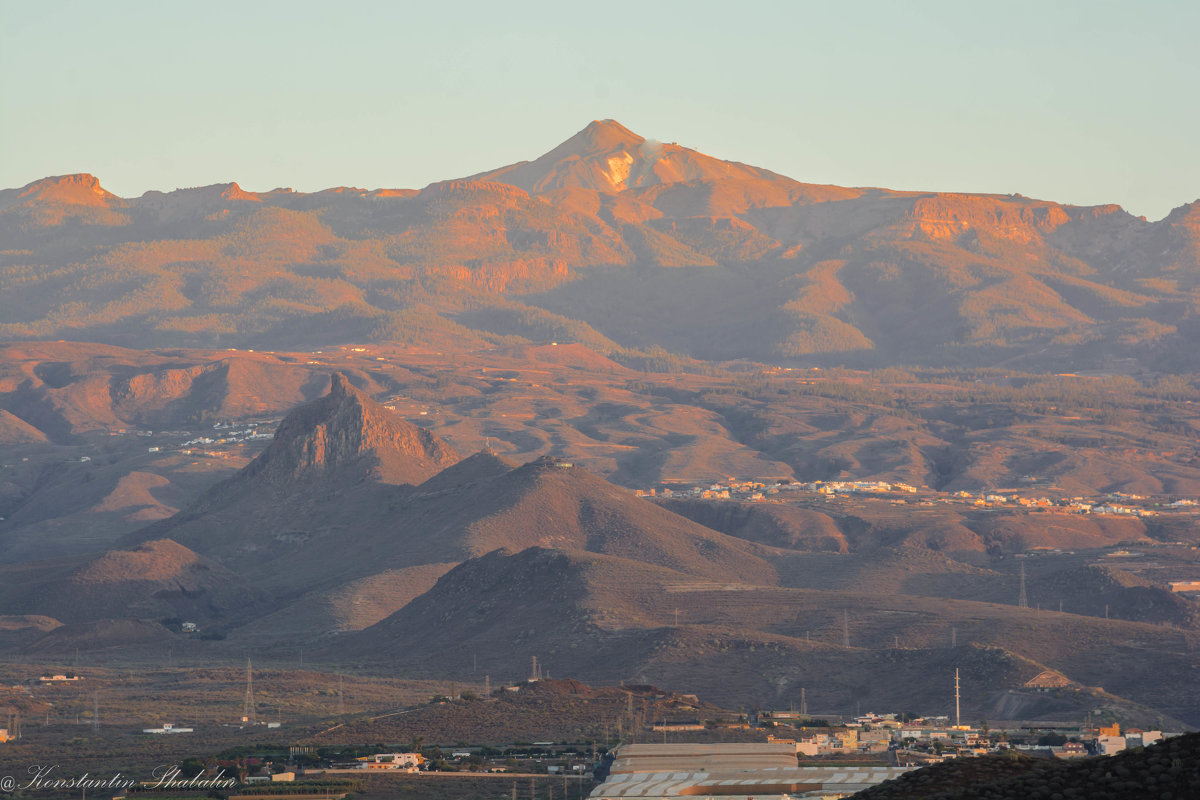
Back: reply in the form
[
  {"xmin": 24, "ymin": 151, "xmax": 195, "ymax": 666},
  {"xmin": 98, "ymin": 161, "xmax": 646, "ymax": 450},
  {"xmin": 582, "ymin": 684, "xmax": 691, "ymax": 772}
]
[
  {"xmin": 143, "ymin": 723, "xmax": 193, "ymax": 734},
  {"xmin": 356, "ymin": 752, "xmax": 424, "ymax": 771}
]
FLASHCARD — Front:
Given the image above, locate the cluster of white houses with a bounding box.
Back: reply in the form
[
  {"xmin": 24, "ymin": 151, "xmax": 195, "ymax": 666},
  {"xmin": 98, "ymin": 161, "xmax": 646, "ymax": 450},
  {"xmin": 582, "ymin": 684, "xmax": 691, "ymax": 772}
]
[{"xmin": 635, "ymin": 477, "xmax": 1200, "ymax": 518}]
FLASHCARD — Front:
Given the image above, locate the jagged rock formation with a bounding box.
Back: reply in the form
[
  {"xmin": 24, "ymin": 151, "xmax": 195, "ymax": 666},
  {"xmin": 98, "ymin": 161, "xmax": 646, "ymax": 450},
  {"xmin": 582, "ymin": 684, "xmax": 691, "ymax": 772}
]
[{"xmin": 240, "ymin": 372, "xmax": 458, "ymax": 486}]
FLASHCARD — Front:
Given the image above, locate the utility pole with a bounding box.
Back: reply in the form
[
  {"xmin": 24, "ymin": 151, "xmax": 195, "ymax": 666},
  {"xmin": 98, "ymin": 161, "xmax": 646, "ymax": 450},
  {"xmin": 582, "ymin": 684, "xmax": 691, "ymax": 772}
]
[{"xmin": 1018, "ymin": 563, "xmax": 1028, "ymax": 608}]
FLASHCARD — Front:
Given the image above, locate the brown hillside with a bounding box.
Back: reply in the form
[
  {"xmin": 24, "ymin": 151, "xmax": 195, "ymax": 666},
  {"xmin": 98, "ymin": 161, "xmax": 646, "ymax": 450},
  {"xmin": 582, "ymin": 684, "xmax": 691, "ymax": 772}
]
[
  {"xmin": 22, "ymin": 618, "xmax": 170, "ymax": 653},
  {"xmin": 335, "ymin": 545, "xmax": 1200, "ymax": 722},
  {"xmin": 388, "ymin": 456, "xmax": 778, "ymax": 583},
  {"xmin": 0, "ymin": 409, "xmax": 47, "ymax": 444},
  {"xmin": 0, "ymin": 539, "xmax": 257, "ymax": 625},
  {"xmin": 659, "ymin": 498, "xmax": 849, "ymax": 552}
]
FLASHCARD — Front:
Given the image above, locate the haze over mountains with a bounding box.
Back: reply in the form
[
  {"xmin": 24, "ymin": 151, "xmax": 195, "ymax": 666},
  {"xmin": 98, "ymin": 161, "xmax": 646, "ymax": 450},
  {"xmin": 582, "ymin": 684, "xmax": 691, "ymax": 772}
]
[{"xmin": 3, "ymin": 120, "xmax": 1199, "ymax": 371}]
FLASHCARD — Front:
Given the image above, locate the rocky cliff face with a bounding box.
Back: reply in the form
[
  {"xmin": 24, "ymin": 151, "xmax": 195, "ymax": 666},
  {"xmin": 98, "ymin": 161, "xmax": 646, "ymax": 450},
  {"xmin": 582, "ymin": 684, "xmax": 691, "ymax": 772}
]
[{"xmin": 242, "ymin": 372, "xmax": 458, "ymax": 486}]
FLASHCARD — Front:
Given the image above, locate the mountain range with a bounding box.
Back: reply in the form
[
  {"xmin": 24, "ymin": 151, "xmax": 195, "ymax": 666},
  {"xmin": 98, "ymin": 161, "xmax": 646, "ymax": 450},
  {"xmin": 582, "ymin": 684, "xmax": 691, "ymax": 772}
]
[
  {"xmin": 2, "ymin": 120, "xmax": 1198, "ymax": 370},
  {"xmin": 1, "ymin": 119, "xmax": 1198, "ymax": 729},
  {"xmin": 1, "ymin": 374, "xmax": 1197, "ymax": 726}
]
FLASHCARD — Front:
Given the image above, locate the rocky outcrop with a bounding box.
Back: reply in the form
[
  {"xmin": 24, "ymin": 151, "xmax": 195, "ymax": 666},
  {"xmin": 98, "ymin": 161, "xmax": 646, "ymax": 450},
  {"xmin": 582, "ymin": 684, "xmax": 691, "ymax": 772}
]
[{"xmin": 241, "ymin": 372, "xmax": 458, "ymax": 486}]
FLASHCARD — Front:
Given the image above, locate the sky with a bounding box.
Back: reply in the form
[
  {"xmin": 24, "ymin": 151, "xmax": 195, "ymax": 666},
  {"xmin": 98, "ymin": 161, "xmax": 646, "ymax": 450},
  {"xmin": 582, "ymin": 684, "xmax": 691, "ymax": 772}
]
[{"xmin": 2, "ymin": 0, "xmax": 1197, "ymax": 220}]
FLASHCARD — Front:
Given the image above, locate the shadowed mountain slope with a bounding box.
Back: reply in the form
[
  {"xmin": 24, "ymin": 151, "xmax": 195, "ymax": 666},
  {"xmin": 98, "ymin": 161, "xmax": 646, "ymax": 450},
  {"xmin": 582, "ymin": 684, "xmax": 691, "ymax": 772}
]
[
  {"xmin": 0, "ymin": 538, "xmax": 258, "ymax": 625},
  {"xmin": 335, "ymin": 545, "xmax": 1200, "ymax": 724}
]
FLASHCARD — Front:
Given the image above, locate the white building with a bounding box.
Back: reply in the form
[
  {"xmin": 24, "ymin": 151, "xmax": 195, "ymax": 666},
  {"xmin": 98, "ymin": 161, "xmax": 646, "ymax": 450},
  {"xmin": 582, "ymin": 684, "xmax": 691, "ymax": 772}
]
[{"xmin": 356, "ymin": 753, "xmax": 424, "ymax": 772}]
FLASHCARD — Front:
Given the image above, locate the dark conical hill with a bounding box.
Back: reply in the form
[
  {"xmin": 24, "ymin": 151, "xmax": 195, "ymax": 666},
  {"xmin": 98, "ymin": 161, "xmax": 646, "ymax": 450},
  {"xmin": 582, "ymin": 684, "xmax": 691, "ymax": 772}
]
[
  {"xmin": 0, "ymin": 539, "xmax": 259, "ymax": 626},
  {"xmin": 332, "ymin": 546, "xmax": 703, "ymax": 677},
  {"xmin": 415, "ymin": 449, "xmax": 516, "ymax": 495},
  {"xmin": 393, "ymin": 456, "xmax": 778, "ymax": 583}
]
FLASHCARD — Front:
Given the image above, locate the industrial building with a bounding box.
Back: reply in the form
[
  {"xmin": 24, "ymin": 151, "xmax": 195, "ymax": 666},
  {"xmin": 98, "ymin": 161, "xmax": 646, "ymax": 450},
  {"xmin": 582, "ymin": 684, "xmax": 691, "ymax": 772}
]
[{"xmin": 589, "ymin": 743, "xmax": 911, "ymax": 799}]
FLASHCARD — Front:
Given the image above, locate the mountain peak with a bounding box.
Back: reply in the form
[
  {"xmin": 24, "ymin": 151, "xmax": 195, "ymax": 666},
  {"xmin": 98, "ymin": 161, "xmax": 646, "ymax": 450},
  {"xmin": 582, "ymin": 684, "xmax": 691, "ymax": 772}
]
[
  {"xmin": 7, "ymin": 173, "xmax": 120, "ymax": 208},
  {"xmin": 220, "ymin": 182, "xmax": 261, "ymax": 202},
  {"xmin": 416, "ymin": 449, "xmax": 517, "ymax": 495},
  {"xmin": 470, "ymin": 119, "xmax": 805, "ymax": 204},
  {"xmin": 240, "ymin": 372, "xmax": 459, "ymax": 486},
  {"xmin": 328, "ymin": 370, "xmax": 355, "ymax": 399},
  {"xmin": 566, "ymin": 119, "xmax": 645, "ymax": 153},
  {"xmin": 1163, "ymin": 199, "xmax": 1200, "ymax": 227},
  {"xmin": 468, "ymin": 119, "xmax": 656, "ymax": 194}
]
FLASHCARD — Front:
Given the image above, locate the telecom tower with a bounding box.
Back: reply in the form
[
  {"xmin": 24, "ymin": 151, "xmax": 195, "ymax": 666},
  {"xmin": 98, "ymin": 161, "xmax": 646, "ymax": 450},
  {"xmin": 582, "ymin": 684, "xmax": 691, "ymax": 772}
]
[
  {"xmin": 530, "ymin": 656, "xmax": 543, "ymax": 681},
  {"xmin": 1018, "ymin": 563, "xmax": 1029, "ymax": 608},
  {"xmin": 800, "ymin": 687, "xmax": 807, "ymax": 716},
  {"xmin": 242, "ymin": 659, "xmax": 255, "ymax": 724},
  {"xmin": 954, "ymin": 668, "xmax": 961, "ymax": 727}
]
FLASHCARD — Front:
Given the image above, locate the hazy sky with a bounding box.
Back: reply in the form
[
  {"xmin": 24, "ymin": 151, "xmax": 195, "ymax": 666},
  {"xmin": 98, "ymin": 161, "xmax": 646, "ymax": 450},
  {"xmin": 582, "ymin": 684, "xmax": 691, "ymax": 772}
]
[{"xmin": 3, "ymin": 0, "xmax": 1197, "ymax": 220}]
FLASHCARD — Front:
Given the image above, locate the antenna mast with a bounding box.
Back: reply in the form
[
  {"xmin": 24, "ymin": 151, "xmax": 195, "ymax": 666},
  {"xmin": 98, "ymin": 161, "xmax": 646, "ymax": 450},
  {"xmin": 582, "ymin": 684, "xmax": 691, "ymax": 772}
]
[
  {"xmin": 1018, "ymin": 563, "xmax": 1028, "ymax": 608},
  {"xmin": 954, "ymin": 668, "xmax": 961, "ymax": 727},
  {"xmin": 242, "ymin": 659, "xmax": 255, "ymax": 724}
]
